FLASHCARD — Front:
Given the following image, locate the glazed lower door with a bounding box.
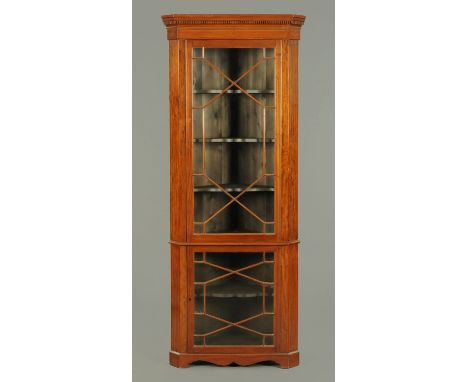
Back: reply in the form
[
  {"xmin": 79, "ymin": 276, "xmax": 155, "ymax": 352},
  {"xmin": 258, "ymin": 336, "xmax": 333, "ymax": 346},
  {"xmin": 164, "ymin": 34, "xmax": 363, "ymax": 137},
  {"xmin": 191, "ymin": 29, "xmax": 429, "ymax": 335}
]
[{"xmin": 189, "ymin": 248, "xmax": 278, "ymax": 351}]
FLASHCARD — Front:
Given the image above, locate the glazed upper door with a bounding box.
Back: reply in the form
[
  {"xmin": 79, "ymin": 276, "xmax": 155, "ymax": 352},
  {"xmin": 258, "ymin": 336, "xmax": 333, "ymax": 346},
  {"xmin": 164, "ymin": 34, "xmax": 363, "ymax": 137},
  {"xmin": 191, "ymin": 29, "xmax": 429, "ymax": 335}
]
[{"xmin": 188, "ymin": 41, "xmax": 281, "ymax": 240}]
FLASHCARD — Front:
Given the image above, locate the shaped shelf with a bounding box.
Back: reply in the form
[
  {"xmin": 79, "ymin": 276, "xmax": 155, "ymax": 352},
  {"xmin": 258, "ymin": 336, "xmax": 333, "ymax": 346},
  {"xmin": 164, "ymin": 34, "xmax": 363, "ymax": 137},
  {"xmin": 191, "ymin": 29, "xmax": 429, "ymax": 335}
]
[
  {"xmin": 193, "ymin": 89, "xmax": 275, "ymax": 94},
  {"xmin": 193, "ymin": 137, "xmax": 274, "ymax": 143},
  {"xmin": 194, "ymin": 184, "xmax": 274, "ymax": 193},
  {"xmin": 194, "ymin": 283, "xmax": 273, "ymax": 298}
]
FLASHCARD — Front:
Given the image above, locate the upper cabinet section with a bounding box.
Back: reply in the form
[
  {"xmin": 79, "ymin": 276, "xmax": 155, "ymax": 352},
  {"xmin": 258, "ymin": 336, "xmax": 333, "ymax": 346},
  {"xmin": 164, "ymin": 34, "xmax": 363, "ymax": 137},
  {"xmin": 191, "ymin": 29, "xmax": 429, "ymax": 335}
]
[
  {"xmin": 164, "ymin": 15, "xmax": 305, "ymax": 242},
  {"xmin": 161, "ymin": 14, "xmax": 305, "ymax": 40}
]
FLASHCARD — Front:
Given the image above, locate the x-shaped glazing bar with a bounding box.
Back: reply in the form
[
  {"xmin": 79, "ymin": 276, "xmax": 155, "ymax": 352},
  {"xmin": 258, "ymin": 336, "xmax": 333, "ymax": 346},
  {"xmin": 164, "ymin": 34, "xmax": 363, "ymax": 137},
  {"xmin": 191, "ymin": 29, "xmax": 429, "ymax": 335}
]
[
  {"xmin": 194, "ymin": 259, "xmax": 273, "ymax": 286},
  {"xmin": 194, "ymin": 311, "xmax": 274, "ymax": 338},
  {"xmin": 192, "ymin": 56, "xmax": 274, "ymax": 110}
]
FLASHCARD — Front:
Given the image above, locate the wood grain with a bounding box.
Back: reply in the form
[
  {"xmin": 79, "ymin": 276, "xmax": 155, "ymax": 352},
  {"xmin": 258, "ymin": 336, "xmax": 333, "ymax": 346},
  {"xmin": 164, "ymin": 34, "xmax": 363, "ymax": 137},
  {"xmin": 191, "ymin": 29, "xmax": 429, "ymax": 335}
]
[
  {"xmin": 288, "ymin": 41, "xmax": 299, "ymax": 241},
  {"xmin": 169, "ymin": 40, "xmax": 188, "ymax": 242}
]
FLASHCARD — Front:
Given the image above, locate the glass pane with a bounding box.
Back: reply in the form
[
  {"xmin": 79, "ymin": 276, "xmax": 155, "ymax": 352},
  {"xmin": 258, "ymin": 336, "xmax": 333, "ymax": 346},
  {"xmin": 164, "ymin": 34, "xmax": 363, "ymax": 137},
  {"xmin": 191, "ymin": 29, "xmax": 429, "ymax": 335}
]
[
  {"xmin": 206, "ymin": 326, "xmax": 262, "ymax": 346},
  {"xmin": 205, "ymin": 203, "xmax": 267, "ymax": 234},
  {"xmin": 192, "ymin": 47, "xmax": 275, "ymax": 234},
  {"xmin": 193, "ymin": 252, "xmax": 274, "ymax": 347}
]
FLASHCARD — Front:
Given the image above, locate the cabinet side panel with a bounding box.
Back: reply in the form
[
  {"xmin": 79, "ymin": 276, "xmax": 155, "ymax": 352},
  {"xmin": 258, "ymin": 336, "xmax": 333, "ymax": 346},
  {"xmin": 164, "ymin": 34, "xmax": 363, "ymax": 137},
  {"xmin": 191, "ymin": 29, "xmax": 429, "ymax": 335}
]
[
  {"xmin": 289, "ymin": 42, "xmax": 299, "ymax": 350},
  {"xmin": 170, "ymin": 244, "xmax": 188, "ymax": 353},
  {"xmin": 178, "ymin": 245, "xmax": 188, "ymax": 352},
  {"xmin": 276, "ymin": 246, "xmax": 289, "ymax": 352},
  {"xmin": 275, "ymin": 244, "xmax": 299, "ymax": 353},
  {"xmin": 169, "ymin": 40, "xmax": 187, "ymax": 241},
  {"xmin": 279, "ymin": 40, "xmax": 290, "ymax": 242},
  {"xmin": 288, "ymin": 41, "xmax": 299, "ymax": 240},
  {"xmin": 170, "ymin": 244, "xmax": 180, "ymax": 352},
  {"xmin": 288, "ymin": 243, "xmax": 299, "ymax": 351}
]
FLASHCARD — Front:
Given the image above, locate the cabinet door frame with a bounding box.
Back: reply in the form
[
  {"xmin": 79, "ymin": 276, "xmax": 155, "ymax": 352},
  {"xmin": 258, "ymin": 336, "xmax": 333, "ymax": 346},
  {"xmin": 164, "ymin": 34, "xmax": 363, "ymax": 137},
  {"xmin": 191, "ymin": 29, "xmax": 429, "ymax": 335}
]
[
  {"xmin": 185, "ymin": 39, "xmax": 284, "ymax": 244},
  {"xmin": 186, "ymin": 245, "xmax": 288, "ymax": 354}
]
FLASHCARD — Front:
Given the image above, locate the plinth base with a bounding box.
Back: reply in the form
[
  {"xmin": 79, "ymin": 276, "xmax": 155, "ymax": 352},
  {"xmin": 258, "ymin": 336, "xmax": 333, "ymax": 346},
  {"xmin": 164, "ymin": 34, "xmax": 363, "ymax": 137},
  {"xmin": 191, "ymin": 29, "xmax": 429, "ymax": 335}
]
[{"xmin": 169, "ymin": 351, "xmax": 299, "ymax": 368}]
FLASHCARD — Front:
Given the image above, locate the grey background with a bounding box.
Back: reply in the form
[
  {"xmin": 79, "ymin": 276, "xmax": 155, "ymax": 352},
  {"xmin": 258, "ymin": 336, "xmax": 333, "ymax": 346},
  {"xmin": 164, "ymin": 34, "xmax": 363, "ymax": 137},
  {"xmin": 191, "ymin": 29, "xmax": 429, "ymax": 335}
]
[{"xmin": 133, "ymin": 1, "xmax": 334, "ymax": 381}]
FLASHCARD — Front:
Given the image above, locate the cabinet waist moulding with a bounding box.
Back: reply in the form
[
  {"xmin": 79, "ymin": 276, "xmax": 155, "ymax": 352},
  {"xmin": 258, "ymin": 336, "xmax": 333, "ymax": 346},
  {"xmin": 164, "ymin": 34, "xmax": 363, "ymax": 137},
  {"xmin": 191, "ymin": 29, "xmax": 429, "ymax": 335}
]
[{"xmin": 161, "ymin": 13, "xmax": 305, "ymax": 368}]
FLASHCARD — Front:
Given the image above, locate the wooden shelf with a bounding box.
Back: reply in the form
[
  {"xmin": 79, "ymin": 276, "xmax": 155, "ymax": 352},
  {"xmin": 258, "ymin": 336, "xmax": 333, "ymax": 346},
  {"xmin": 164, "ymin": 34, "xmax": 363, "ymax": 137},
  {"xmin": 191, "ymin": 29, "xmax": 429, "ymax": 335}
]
[
  {"xmin": 195, "ymin": 285, "xmax": 273, "ymax": 298},
  {"xmin": 195, "ymin": 282, "xmax": 273, "ymax": 298},
  {"xmin": 194, "ymin": 184, "xmax": 274, "ymax": 193},
  {"xmin": 193, "ymin": 137, "xmax": 274, "ymax": 143},
  {"xmin": 193, "ymin": 89, "xmax": 275, "ymax": 94}
]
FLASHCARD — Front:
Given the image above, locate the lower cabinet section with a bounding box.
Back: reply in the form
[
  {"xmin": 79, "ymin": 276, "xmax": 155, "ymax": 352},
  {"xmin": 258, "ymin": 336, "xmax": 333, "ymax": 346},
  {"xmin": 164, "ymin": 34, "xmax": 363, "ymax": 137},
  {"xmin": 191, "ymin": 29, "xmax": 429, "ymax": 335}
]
[{"xmin": 170, "ymin": 244, "xmax": 299, "ymax": 368}]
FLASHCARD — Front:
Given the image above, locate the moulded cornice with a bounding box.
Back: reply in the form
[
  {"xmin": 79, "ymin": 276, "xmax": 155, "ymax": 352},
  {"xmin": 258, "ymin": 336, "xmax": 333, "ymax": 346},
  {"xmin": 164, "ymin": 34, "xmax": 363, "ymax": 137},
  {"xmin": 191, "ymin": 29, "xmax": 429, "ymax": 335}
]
[{"xmin": 161, "ymin": 14, "xmax": 306, "ymax": 27}]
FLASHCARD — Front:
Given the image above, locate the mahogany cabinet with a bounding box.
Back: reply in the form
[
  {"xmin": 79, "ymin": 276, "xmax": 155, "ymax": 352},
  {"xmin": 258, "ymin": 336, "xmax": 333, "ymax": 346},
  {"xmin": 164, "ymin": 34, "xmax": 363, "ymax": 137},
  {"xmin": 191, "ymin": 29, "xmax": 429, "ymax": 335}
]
[{"xmin": 161, "ymin": 14, "xmax": 305, "ymax": 368}]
